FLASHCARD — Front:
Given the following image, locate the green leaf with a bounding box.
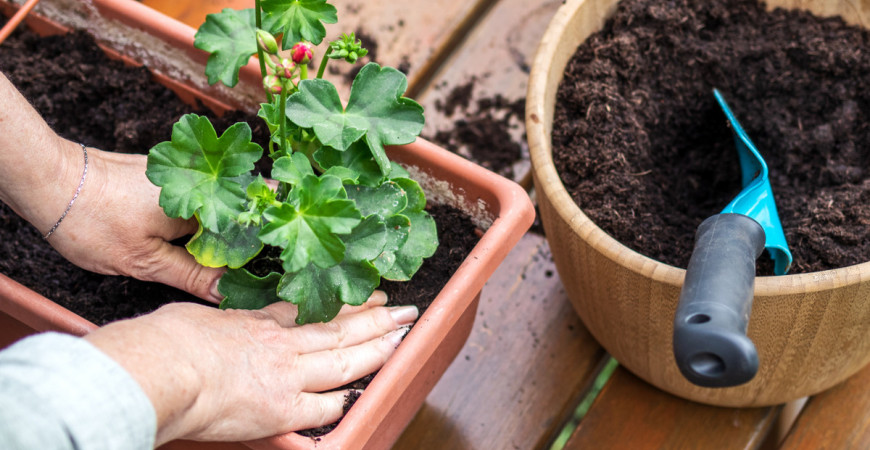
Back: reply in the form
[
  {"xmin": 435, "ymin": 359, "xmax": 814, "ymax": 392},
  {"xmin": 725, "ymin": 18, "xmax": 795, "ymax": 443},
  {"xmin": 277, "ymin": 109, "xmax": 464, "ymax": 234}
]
[
  {"xmin": 271, "ymin": 152, "xmax": 314, "ymax": 186},
  {"xmin": 146, "ymin": 114, "xmax": 261, "ymax": 233},
  {"xmin": 238, "ymin": 176, "xmax": 276, "ymax": 226},
  {"xmin": 345, "ymin": 181, "xmax": 407, "ymax": 218},
  {"xmin": 186, "ymin": 217, "xmax": 263, "ymax": 268},
  {"xmin": 392, "ymin": 177, "xmax": 427, "ymax": 211},
  {"xmin": 261, "ymin": 0, "xmax": 337, "ymax": 47},
  {"xmin": 389, "ymin": 161, "xmax": 410, "ymax": 180},
  {"xmin": 373, "ymin": 214, "xmax": 411, "ymax": 273},
  {"xmin": 285, "ymin": 63, "xmax": 424, "ymax": 175},
  {"xmin": 218, "ymin": 268, "xmax": 282, "ymax": 310},
  {"xmin": 258, "ymin": 102, "xmax": 281, "ymax": 136},
  {"xmin": 322, "ymin": 166, "xmax": 359, "ymax": 183},
  {"xmin": 194, "ymin": 9, "xmax": 259, "ymax": 87},
  {"xmin": 259, "ymin": 175, "xmax": 362, "ymax": 272},
  {"xmin": 277, "ymin": 216, "xmax": 385, "ymax": 324},
  {"xmin": 314, "ymin": 141, "xmax": 383, "ymax": 187},
  {"xmin": 382, "ymin": 210, "xmax": 438, "ymax": 280}
]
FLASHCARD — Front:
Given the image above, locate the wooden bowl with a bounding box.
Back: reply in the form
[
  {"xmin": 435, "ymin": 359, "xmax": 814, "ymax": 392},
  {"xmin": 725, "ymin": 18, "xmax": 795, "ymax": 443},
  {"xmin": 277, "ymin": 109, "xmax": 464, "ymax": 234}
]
[{"xmin": 526, "ymin": 0, "xmax": 870, "ymax": 407}]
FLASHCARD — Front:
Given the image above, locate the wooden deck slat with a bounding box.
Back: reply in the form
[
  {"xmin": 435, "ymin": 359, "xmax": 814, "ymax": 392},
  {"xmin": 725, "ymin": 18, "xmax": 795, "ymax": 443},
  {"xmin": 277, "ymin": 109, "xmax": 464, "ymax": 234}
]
[
  {"xmin": 395, "ymin": 233, "xmax": 606, "ymax": 450},
  {"xmin": 414, "ymin": 0, "xmax": 564, "ymax": 184},
  {"xmin": 565, "ymin": 367, "xmax": 781, "ymax": 450},
  {"xmin": 780, "ymin": 361, "xmax": 870, "ymax": 448}
]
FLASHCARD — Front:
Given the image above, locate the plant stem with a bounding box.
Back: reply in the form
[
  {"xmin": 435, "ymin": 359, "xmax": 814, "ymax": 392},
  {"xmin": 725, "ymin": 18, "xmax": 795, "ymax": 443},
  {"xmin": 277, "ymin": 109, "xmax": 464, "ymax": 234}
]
[
  {"xmin": 254, "ymin": 0, "xmax": 273, "ymax": 103},
  {"xmin": 315, "ymin": 47, "xmax": 333, "ymax": 79},
  {"xmin": 278, "ymin": 82, "xmax": 289, "ymax": 157},
  {"xmin": 300, "ymin": 64, "xmax": 308, "ymax": 81}
]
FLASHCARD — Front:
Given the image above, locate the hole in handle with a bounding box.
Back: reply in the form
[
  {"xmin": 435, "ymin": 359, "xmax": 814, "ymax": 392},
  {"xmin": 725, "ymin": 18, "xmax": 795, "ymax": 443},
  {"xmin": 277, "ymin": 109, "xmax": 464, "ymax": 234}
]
[{"xmin": 686, "ymin": 314, "xmax": 711, "ymax": 324}]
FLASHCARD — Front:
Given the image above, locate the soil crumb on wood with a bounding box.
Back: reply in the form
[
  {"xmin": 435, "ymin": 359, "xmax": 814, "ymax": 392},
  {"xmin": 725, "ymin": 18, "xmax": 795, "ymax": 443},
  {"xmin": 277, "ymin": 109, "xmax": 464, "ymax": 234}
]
[
  {"xmin": 428, "ymin": 78, "xmax": 526, "ymax": 179},
  {"xmin": 553, "ymin": 0, "xmax": 870, "ymax": 274}
]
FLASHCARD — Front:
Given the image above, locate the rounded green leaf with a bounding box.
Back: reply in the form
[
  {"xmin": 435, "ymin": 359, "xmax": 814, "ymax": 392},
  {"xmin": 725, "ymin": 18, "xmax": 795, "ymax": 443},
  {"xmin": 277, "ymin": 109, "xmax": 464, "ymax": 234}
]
[
  {"xmin": 261, "ymin": 0, "xmax": 337, "ymax": 47},
  {"xmin": 382, "ymin": 210, "xmax": 438, "ymax": 281},
  {"xmin": 146, "ymin": 114, "xmax": 261, "ymax": 233},
  {"xmin": 218, "ymin": 268, "xmax": 282, "ymax": 310},
  {"xmin": 194, "ymin": 8, "xmax": 259, "ymax": 87},
  {"xmin": 186, "ymin": 218, "xmax": 263, "ymax": 269},
  {"xmin": 286, "ymin": 63, "xmax": 424, "ymax": 175},
  {"xmin": 259, "ymin": 175, "xmax": 362, "ymax": 272}
]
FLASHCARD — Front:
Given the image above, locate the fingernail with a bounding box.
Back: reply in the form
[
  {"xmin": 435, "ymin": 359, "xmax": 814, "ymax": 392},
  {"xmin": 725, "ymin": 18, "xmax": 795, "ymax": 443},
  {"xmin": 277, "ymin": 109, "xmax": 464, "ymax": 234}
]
[
  {"xmin": 384, "ymin": 326, "xmax": 411, "ymax": 348},
  {"xmin": 389, "ymin": 305, "xmax": 418, "ymax": 326},
  {"xmin": 368, "ymin": 290, "xmax": 388, "ymax": 306},
  {"xmin": 209, "ymin": 280, "xmax": 223, "ymax": 303}
]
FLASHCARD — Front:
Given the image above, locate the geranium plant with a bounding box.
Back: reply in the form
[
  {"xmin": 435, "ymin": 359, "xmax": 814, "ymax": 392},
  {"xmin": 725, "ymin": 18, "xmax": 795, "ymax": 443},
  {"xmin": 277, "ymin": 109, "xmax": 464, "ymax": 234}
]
[{"xmin": 145, "ymin": 0, "xmax": 437, "ymax": 324}]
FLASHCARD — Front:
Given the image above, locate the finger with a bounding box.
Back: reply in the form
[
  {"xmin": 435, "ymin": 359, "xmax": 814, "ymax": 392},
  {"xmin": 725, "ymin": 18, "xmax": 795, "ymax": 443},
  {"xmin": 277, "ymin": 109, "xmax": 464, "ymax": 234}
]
[
  {"xmin": 287, "ymin": 390, "xmax": 360, "ymax": 431},
  {"xmin": 143, "ymin": 241, "xmax": 226, "ymax": 303},
  {"xmin": 259, "ymin": 290, "xmax": 390, "ymax": 328},
  {"xmin": 298, "ymin": 327, "xmax": 409, "ymax": 392},
  {"xmin": 287, "ymin": 304, "xmax": 416, "ymax": 353}
]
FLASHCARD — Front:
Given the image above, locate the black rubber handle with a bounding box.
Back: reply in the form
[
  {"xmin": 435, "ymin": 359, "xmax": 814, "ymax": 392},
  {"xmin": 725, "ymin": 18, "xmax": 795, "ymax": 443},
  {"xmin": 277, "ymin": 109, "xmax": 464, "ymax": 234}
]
[{"xmin": 673, "ymin": 213, "xmax": 765, "ymax": 387}]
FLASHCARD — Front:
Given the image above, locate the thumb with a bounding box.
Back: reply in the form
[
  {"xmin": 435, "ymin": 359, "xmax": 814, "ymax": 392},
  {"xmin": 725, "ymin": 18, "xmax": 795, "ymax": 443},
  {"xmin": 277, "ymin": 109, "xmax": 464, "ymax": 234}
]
[{"xmin": 146, "ymin": 241, "xmax": 226, "ymax": 304}]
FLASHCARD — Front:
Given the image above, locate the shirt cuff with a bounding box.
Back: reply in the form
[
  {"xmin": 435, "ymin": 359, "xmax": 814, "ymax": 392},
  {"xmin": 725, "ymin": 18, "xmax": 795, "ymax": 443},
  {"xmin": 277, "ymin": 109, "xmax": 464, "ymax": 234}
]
[{"xmin": 0, "ymin": 332, "xmax": 157, "ymax": 450}]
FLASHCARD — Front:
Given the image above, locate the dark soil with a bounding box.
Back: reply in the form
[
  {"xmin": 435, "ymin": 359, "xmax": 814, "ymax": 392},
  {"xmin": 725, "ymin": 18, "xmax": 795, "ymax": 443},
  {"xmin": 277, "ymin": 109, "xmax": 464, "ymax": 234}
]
[
  {"xmin": 552, "ymin": 0, "xmax": 870, "ymax": 274},
  {"xmin": 428, "ymin": 78, "xmax": 526, "ymax": 179},
  {"xmin": 0, "ymin": 23, "xmax": 479, "ymax": 436}
]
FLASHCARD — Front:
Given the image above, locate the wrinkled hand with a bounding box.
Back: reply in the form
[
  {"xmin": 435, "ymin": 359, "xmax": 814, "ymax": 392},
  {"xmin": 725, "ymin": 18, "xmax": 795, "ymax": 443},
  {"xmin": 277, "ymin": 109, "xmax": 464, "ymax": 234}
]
[
  {"xmin": 85, "ymin": 291, "xmax": 417, "ymax": 445},
  {"xmin": 45, "ymin": 140, "xmax": 224, "ymax": 302}
]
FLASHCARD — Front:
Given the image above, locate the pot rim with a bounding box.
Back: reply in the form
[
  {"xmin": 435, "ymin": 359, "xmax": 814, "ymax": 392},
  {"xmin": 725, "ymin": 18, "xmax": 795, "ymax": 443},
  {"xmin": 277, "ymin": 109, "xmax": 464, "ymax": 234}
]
[{"xmin": 526, "ymin": 0, "xmax": 870, "ymax": 297}]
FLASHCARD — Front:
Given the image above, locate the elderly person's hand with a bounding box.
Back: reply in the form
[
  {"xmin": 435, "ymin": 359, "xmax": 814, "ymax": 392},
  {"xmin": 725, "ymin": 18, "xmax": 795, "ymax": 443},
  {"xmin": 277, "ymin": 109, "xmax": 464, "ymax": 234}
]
[
  {"xmin": 86, "ymin": 291, "xmax": 417, "ymax": 445},
  {"xmin": 0, "ymin": 72, "xmax": 223, "ymax": 302}
]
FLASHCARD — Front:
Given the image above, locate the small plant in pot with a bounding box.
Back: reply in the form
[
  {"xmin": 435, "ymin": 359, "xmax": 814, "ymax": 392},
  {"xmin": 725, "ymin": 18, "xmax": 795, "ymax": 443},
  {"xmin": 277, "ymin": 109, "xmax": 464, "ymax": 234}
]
[{"xmin": 147, "ymin": 0, "xmax": 436, "ymax": 323}]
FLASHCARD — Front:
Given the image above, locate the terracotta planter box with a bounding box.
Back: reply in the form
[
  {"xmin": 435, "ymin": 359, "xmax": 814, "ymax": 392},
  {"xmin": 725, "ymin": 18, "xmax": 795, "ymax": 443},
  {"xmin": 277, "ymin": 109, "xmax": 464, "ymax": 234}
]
[
  {"xmin": 0, "ymin": 1, "xmax": 535, "ymax": 448},
  {"xmin": 527, "ymin": 0, "xmax": 870, "ymax": 407}
]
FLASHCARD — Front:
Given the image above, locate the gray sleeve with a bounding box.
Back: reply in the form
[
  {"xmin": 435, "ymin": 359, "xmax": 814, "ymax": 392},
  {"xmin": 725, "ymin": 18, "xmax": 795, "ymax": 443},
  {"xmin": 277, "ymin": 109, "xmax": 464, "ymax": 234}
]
[{"xmin": 0, "ymin": 332, "xmax": 157, "ymax": 450}]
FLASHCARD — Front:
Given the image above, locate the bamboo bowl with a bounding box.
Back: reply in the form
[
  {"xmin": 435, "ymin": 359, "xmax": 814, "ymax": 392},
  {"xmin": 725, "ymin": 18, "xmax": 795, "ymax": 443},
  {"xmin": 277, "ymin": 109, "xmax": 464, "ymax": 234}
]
[{"xmin": 527, "ymin": 0, "xmax": 870, "ymax": 407}]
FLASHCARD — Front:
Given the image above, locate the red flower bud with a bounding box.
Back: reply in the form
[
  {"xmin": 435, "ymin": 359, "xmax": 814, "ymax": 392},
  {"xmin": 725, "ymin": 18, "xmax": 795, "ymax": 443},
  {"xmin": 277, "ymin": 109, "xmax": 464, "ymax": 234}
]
[
  {"xmin": 276, "ymin": 57, "xmax": 295, "ymax": 78},
  {"xmin": 263, "ymin": 74, "xmax": 282, "ymax": 94},
  {"xmin": 291, "ymin": 42, "xmax": 314, "ymax": 64}
]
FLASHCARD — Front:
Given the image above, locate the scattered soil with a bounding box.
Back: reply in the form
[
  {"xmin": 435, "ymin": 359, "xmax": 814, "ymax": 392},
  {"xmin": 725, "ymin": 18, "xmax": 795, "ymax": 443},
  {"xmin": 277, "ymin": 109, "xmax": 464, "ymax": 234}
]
[
  {"xmin": 0, "ymin": 23, "xmax": 479, "ymax": 436},
  {"xmin": 428, "ymin": 78, "xmax": 526, "ymax": 179},
  {"xmin": 552, "ymin": 0, "xmax": 870, "ymax": 274}
]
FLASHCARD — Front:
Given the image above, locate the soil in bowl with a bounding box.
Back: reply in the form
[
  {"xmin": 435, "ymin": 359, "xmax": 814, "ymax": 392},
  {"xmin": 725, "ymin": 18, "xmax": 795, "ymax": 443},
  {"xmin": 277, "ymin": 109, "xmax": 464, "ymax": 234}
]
[
  {"xmin": 552, "ymin": 0, "xmax": 870, "ymax": 274},
  {"xmin": 0, "ymin": 23, "xmax": 479, "ymax": 436}
]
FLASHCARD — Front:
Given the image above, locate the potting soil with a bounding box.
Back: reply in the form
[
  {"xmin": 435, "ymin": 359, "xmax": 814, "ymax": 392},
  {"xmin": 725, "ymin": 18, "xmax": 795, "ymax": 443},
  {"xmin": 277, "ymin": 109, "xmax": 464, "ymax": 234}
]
[{"xmin": 553, "ymin": 0, "xmax": 870, "ymax": 274}]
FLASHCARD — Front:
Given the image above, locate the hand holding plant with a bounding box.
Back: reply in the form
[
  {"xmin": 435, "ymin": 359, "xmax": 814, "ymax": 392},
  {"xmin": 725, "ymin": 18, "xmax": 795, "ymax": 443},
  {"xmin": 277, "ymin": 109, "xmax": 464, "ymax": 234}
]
[{"xmin": 145, "ymin": 0, "xmax": 437, "ymax": 324}]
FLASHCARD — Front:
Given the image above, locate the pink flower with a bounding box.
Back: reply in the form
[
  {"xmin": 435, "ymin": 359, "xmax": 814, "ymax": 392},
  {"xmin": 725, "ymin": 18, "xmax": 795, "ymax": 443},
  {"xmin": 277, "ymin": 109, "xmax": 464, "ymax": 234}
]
[{"xmin": 291, "ymin": 42, "xmax": 314, "ymax": 64}]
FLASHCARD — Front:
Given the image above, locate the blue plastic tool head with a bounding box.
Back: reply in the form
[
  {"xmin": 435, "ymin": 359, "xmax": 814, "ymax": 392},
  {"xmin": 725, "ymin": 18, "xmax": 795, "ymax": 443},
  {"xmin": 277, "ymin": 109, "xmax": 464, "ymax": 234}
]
[{"xmin": 713, "ymin": 89, "xmax": 793, "ymax": 275}]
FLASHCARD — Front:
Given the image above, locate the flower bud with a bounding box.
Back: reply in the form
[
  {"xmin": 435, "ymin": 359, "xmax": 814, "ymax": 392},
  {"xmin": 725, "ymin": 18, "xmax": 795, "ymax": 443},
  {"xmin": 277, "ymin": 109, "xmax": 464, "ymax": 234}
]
[
  {"xmin": 276, "ymin": 57, "xmax": 295, "ymax": 78},
  {"xmin": 291, "ymin": 42, "xmax": 314, "ymax": 64},
  {"xmin": 256, "ymin": 30, "xmax": 279, "ymax": 54},
  {"xmin": 263, "ymin": 74, "xmax": 282, "ymax": 94}
]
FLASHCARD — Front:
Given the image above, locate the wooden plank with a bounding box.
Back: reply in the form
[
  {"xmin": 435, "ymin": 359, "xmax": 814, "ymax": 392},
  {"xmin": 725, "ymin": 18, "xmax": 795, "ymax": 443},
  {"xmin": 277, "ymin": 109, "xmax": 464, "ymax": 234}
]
[
  {"xmin": 565, "ymin": 367, "xmax": 781, "ymax": 450},
  {"xmin": 140, "ymin": 0, "xmax": 494, "ymax": 99},
  {"xmin": 395, "ymin": 233, "xmax": 606, "ymax": 450},
  {"xmin": 415, "ymin": 0, "xmax": 564, "ymax": 184},
  {"xmin": 780, "ymin": 362, "xmax": 870, "ymax": 449}
]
